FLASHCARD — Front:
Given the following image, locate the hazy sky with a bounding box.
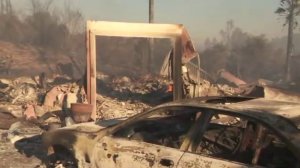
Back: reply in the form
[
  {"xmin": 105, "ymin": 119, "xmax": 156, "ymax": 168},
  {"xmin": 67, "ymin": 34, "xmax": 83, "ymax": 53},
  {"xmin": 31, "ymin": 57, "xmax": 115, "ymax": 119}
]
[{"xmin": 14, "ymin": 0, "xmax": 294, "ymax": 46}]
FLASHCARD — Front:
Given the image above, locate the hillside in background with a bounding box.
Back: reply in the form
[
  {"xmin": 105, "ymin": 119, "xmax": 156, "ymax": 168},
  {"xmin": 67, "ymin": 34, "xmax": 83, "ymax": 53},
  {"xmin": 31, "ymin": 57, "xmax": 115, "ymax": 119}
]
[{"xmin": 0, "ymin": 41, "xmax": 85, "ymax": 78}]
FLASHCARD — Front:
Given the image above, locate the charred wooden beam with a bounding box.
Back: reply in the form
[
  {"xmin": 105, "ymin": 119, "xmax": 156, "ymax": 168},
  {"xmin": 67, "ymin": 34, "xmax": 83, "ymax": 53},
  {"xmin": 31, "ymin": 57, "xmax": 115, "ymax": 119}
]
[{"xmin": 218, "ymin": 69, "xmax": 247, "ymax": 86}]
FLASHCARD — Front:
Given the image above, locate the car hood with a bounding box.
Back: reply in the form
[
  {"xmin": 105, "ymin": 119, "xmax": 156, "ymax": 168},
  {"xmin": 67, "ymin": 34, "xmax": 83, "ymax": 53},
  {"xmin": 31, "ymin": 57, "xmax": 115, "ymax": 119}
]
[{"xmin": 60, "ymin": 118, "xmax": 127, "ymax": 132}]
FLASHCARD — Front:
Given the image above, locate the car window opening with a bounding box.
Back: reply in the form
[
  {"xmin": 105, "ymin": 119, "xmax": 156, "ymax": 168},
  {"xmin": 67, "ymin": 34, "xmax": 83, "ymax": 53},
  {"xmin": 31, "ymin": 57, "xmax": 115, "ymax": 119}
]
[
  {"xmin": 113, "ymin": 109, "xmax": 201, "ymax": 149},
  {"xmin": 190, "ymin": 113, "xmax": 299, "ymax": 167}
]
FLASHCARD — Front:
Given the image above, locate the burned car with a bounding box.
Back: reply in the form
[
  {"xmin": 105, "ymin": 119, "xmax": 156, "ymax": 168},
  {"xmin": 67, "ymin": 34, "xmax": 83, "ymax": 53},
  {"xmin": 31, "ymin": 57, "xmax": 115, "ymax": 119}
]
[{"xmin": 43, "ymin": 97, "xmax": 300, "ymax": 168}]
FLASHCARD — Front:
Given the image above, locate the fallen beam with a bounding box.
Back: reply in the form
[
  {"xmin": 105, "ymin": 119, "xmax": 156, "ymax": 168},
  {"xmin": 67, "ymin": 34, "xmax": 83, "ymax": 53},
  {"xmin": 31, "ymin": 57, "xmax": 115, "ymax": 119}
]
[{"xmin": 218, "ymin": 69, "xmax": 247, "ymax": 86}]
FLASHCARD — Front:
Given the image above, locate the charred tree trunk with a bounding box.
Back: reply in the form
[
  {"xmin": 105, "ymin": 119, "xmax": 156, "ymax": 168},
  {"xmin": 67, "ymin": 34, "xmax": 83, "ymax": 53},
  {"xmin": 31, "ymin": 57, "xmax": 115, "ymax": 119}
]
[
  {"xmin": 285, "ymin": 1, "xmax": 295, "ymax": 82},
  {"xmin": 147, "ymin": 0, "xmax": 154, "ymax": 73},
  {"xmin": 149, "ymin": 0, "xmax": 154, "ymax": 23}
]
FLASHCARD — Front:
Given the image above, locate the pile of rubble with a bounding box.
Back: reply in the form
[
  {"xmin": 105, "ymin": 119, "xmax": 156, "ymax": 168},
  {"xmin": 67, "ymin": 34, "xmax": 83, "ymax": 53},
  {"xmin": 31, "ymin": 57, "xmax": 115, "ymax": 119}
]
[
  {"xmin": 0, "ymin": 73, "xmax": 169, "ymax": 167},
  {"xmin": 95, "ymin": 74, "xmax": 170, "ymax": 119},
  {"xmin": 0, "ymin": 73, "xmax": 168, "ymax": 126},
  {"xmin": 96, "ymin": 95, "xmax": 149, "ymax": 119}
]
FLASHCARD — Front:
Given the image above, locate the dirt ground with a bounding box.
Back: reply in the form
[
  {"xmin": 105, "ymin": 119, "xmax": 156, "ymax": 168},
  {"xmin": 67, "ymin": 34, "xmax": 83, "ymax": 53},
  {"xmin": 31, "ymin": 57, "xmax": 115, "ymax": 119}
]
[
  {"xmin": 0, "ymin": 41, "xmax": 85, "ymax": 79},
  {"xmin": 0, "ymin": 124, "xmax": 46, "ymax": 168}
]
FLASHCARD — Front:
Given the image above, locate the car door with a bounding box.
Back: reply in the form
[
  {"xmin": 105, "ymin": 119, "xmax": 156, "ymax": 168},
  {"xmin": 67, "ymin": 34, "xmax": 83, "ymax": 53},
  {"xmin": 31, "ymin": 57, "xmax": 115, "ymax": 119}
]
[
  {"xmin": 93, "ymin": 136, "xmax": 184, "ymax": 168},
  {"xmin": 177, "ymin": 152, "xmax": 255, "ymax": 168},
  {"xmin": 92, "ymin": 106, "xmax": 202, "ymax": 168},
  {"xmin": 177, "ymin": 110, "xmax": 299, "ymax": 168},
  {"xmin": 178, "ymin": 111, "xmax": 259, "ymax": 168}
]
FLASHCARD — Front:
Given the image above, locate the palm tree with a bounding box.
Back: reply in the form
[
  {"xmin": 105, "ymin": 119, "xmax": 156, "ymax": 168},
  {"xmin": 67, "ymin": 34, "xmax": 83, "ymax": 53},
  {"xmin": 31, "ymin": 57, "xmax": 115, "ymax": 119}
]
[{"xmin": 275, "ymin": 0, "xmax": 300, "ymax": 82}]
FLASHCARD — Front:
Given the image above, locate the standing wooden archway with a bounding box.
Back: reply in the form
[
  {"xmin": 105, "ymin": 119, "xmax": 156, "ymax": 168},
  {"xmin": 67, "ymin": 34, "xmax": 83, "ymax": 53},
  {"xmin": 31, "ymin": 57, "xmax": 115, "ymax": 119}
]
[{"xmin": 86, "ymin": 21, "xmax": 184, "ymax": 119}]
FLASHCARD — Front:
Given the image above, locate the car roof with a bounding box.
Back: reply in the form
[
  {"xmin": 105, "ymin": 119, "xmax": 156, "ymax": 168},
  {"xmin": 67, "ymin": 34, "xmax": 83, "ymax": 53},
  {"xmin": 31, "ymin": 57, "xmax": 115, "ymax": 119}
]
[
  {"xmin": 153, "ymin": 97, "xmax": 300, "ymax": 151},
  {"xmin": 163, "ymin": 97, "xmax": 300, "ymax": 127},
  {"xmin": 226, "ymin": 98, "xmax": 300, "ymax": 125}
]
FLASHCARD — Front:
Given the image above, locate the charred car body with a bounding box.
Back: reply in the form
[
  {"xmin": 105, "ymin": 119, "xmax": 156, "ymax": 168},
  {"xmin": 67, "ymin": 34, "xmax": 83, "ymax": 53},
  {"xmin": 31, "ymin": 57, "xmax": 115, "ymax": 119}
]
[
  {"xmin": 43, "ymin": 97, "xmax": 300, "ymax": 168},
  {"xmin": 42, "ymin": 21, "xmax": 300, "ymax": 168}
]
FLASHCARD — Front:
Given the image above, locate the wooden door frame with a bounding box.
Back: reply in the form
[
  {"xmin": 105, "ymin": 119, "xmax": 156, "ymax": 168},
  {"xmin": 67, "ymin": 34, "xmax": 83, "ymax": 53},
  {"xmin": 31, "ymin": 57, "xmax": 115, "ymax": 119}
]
[{"xmin": 86, "ymin": 21, "xmax": 184, "ymax": 119}]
